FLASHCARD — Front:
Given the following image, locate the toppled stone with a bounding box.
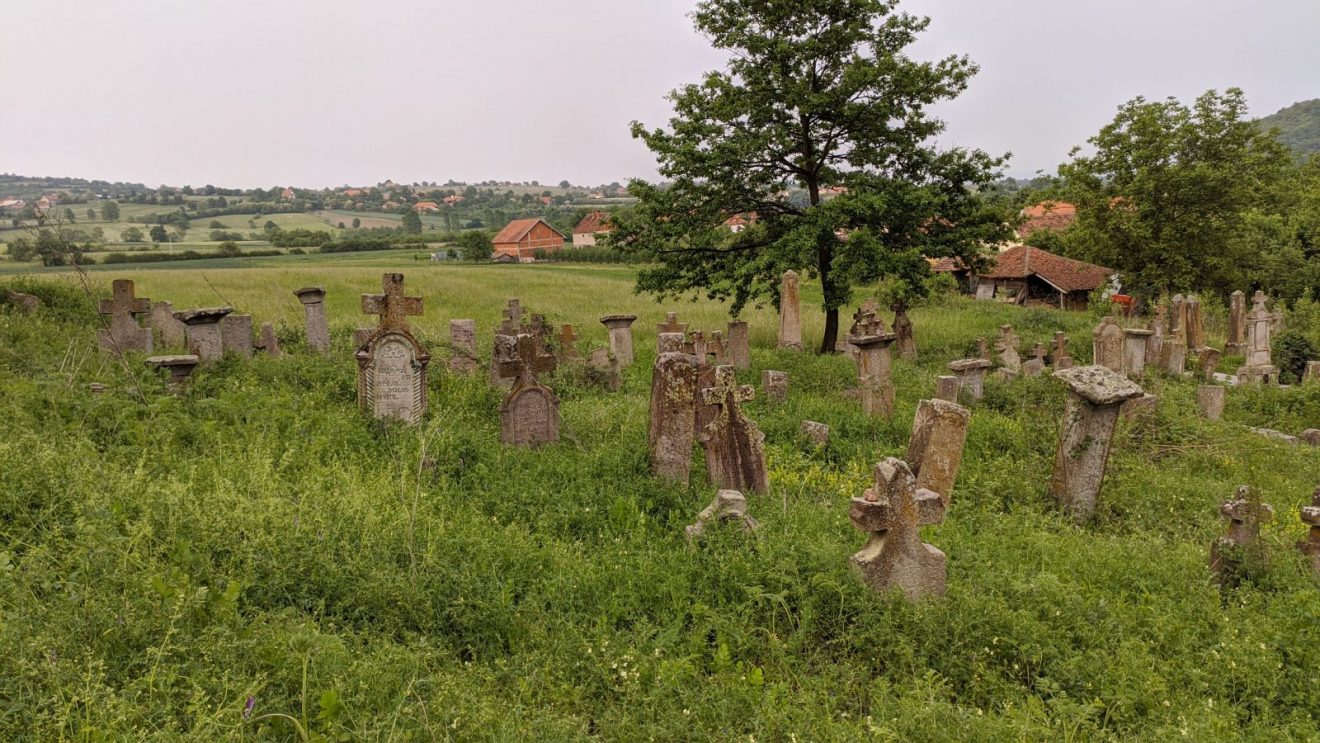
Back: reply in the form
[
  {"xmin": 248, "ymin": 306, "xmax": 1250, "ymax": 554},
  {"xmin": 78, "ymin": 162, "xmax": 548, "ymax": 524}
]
[
  {"xmin": 800, "ymin": 420, "xmax": 829, "ymax": 447},
  {"xmin": 686, "ymin": 490, "xmax": 759, "ymax": 541}
]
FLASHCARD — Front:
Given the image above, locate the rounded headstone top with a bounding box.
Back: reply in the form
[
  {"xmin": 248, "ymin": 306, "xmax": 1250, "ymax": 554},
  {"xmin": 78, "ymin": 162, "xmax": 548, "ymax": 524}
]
[
  {"xmin": 293, "ymin": 287, "xmax": 326, "ymax": 302},
  {"xmin": 600, "ymin": 314, "xmax": 638, "ymax": 325},
  {"xmin": 173, "ymin": 307, "xmax": 235, "ymax": 325},
  {"xmin": 1053, "ymin": 365, "xmax": 1145, "ymax": 405},
  {"xmin": 145, "ymin": 354, "xmax": 201, "ymax": 368}
]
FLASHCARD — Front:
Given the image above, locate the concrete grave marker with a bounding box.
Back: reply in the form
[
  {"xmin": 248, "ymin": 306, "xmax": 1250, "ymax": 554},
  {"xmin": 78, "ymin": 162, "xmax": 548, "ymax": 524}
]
[
  {"xmin": 355, "ymin": 274, "xmax": 429, "ymax": 424},
  {"xmin": 777, "ymin": 270, "xmax": 803, "ymax": 351},
  {"xmin": 174, "ymin": 307, "xmax": 234, "ymax": 363},
  {"xmin": 1185, "ymin": 295, "xmax": 1205, "ymax": 350},
  {"xmin": 849, "ymin": 458, "xmax": 947, "ymax": 600},
  {"xmin": 657, "ymin": 312, "xmax": 688, "ymax": 351},
  {"xmin": 1146, "ymin": 304, "xmax": 1166, "ymax": 366},
  {"xmin": 893, "ymin": 305, "xmax": 917, "ymax": 360},
  {"xmin": 1122, "ymin": 327, "xmax": 1154, "ymax": 378},
  {"xmin": 499, "ymin": 334, "xmax": 561, "ymax": 446},
  {"xmin": 699, "ymin": 365, "xmax": 770, "ymax": 494},
  {"xmin": 557, "ymin": 324, "xmax": 580, "ymax": 362},
  {"xmin": 293, "ymin": 287, "xmax": 329, "ymax": 354},
  {"xmin": 1048, "ymin": 366, "xmax": 1144, "ymax": 523},
  {"xmin": 1197, "ymin": 347, "xmax": 1222, "ymax": 382},
  {"xmin": 97, "ymin": 279, "xmax": 153, "ymax": 355},
  {"xmin": 800, "ymin": 420, "xmax": 830, "ymax": 447},
  {"xmin": 588, "ymin": 347, "xmax": 622, "ymax": 392},
  {"xmin": 600, "ymin": 314, "xmax": 638, "ymax": 367},
  {"xmin": 935, "ymin": 375, "xmax": 959, "ymax": 402},
  {"xmin": 852, "ymin": 331, "xmax": 898, "ymax": 417}
]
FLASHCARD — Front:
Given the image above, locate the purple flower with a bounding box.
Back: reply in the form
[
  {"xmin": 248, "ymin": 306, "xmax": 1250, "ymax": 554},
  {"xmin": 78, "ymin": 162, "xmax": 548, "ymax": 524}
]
[{"xmin": 243, "ymin": 695, "xmax": 255, "ymax": 720}]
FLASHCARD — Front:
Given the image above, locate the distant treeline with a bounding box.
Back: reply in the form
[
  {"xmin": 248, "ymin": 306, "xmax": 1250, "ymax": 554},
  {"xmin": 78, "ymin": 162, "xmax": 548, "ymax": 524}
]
[{"xmin": 100, "ymin": 248, "xmax": 284, "ymax": 264}]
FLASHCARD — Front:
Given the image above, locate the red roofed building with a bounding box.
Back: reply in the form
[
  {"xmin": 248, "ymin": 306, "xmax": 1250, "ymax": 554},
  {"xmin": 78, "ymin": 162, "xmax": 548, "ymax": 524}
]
[
  {"xmin": 492, "ymin": 218, "xmax": 566, "ymax": 262},
  {"xmin": 1017, "ymin": 201, "xmax": 1077, "ymax": 240},
  {"xmin": 723, "ymin": 212, "xmax": 757, "ymax": 233},
  {"xmin": 413, "ymin": 201, "xmax": 440, "ymax": 213},
  {"xmin": 281, "ymin": 187, "xmax": 296, "ymax": 201},
  {"xmin": 572, "ymin": 210, "xmax": 612, "ymax": 247},
  {"xmin": 932, "ymin": 245, "xmax": 1114, "ymax": 310}
]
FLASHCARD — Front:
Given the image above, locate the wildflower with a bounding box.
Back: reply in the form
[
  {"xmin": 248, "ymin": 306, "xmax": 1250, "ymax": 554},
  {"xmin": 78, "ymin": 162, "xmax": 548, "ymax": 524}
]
[{"xmin": 243, "ymin": 696, "xmax": 255, "ymax": 720}]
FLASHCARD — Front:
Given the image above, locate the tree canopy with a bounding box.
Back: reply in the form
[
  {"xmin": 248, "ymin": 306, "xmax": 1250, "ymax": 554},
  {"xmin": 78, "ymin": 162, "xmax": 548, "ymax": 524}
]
[{"xmin": 611, "ymin": 0, "xmax": 1011, "ymax": 352}]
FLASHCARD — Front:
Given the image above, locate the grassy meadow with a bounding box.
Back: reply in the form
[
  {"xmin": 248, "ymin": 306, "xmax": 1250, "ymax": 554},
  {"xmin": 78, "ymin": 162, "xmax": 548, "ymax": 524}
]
[{"xmin": 2, "ymin": 261, "xmax": 1319, "ymax": 740}]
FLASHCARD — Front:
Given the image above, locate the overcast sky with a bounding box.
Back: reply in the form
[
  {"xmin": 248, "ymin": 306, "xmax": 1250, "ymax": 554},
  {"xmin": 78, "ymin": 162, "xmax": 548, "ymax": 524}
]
[{"xmin": 3, "ymin": 0, "xmax": 1317, "ymax": 189}]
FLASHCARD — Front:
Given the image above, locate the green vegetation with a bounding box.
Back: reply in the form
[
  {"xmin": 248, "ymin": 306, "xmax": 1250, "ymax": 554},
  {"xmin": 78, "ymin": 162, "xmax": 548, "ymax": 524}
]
[
  {"xmin": 1, "ymin": 264, "xmax": 1318, "ymax": 740},
  {"xmin": 617, "ymin": 0, "xmax": 1012, "ymax": 352},
  {"xmin": 1258, "ymin": 98, "xmax": 1320, "ymax": 157}
]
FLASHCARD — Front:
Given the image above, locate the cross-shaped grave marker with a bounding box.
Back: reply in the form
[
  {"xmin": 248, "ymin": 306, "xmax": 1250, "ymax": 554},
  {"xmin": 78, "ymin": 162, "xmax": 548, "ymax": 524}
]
[
  {"xmin": 1299, "ymin": 487, "xmax": 1320, "ymax": 575},
  {"xmin": 499, "ymin": 299, "xmax": 524, "ymax": 335},
  {"xmin": 97, "ymin": 279, "xmax": 153, "ymax": 353},
  {"xmin": 558, "ymin": 324, "xmax": 580, "ymax": 360},
  {"xmin": 1210, "ymin": 486, "xmax": 1274, "ymax": 584},
  {"xmin": 499, "ymin": 333, "xmax": 557, "ymax": 387},
  {"xmin": 361, "ymin": 273, "xmax": 423, "ymax": 334},
  {"xmin": 498, "ymin": 333, "xmax": 561, "ymax": 447},
  {"xmin": 699, "ymin": 365, "xmax": 768, "ymax": 494},
  {"xmin": 657, "ymin": 311, "xmax": 687, "ymax": 336},
  {"xmin": 849, "ymin": 457, "xmax": 947, "ymax": 599}
]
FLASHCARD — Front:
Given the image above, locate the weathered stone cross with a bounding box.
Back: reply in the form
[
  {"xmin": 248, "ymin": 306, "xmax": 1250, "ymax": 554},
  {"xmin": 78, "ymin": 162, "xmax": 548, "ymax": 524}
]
[
  {"xmin": 849, "ymin": 457, "xmax": 947, "ymax": 598},
  {"xmin": 558, "ymin": 324, "xmax": 579, "ymax": 359},
  {"xmin": 701, "ymin": 364, "xmax": 755, "ymax": 414},
  {"xmin": 99, "ymin": 278, "xmax": 151, "ymax": 320},
  {"xmin": 499, "ymin": 333, "xmax": 557, "ymax": 386},
  {"xmin": 361, "ymin": 273, "xmax": 423, "ymax": 333},
  {"xmin": 499, "ymin": 299, "xmax": 524, "ymax": 335},
  {"xmin": 657, "ymin": 311, "xmax": 687, "ymax": 336}
]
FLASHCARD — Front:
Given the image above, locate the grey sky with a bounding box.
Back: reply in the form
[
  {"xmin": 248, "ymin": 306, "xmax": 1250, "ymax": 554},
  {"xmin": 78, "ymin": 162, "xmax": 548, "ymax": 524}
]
[{"xmin": 3, "ymin": 0, "xmax": 1317, "ymax": 188}]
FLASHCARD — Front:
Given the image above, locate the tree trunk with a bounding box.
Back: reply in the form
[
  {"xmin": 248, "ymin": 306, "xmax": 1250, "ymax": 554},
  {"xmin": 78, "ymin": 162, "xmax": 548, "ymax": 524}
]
[
  {"xmin": 817, "ymin": 240, "xmax": 839, "ymax": 354},
  {"xmin": 820, "ymin": 308, "xmax": 839, "ymax": 354}
]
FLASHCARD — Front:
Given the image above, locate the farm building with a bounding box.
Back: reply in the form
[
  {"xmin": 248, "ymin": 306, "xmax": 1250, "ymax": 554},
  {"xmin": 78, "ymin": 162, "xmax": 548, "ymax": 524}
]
[
  {"xmin": 932, "ymin": 245, "xmax": 1114, "ymax": 311},
  {"xmin": 413, "ymin": 201, "xmax": 440, "ymax": 213},
  {"xmin": 572, "ymin": 211, "xmax": 612, "ymax": 247},
  {"xmin": 1017, "ymin": 201, "xmax": 1077, "ymax": 240},
  {"xmin": 492, "ymin": 218, "xmax": 566, "ymax": 262}
]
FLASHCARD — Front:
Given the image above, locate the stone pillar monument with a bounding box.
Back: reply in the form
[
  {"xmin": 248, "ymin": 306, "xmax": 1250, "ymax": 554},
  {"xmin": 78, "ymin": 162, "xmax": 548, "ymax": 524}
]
[
  {"xmin": 293, "ymin": 287, "xmax": 330, "ymax": 354},
  {"xmin": 1048, "ymin": 366, "xmax": 1144, "ymax": 523}
]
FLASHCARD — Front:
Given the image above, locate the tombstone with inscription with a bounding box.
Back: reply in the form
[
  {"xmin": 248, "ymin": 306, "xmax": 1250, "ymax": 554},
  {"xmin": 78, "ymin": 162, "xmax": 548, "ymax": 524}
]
[
  {"xmin": 1236, "ymin": 291, "xmax": 1278, "ymax": 384},
  {"xmin": 657, "ymin": 312, "xmax": 688, "ymax": 351},
  {"xmin": 852, "ymin": 331, "xmax": 898, "ymax": 418},
  {"xmin": 1092, "ymin": 317, "xmax": 1125, "ymax": 373},
  {"xmin": 97, "ymin": 279, "xmax": 153, "ymax": 354},
  {"xmin": 499, "ymin": 334, "xmax": 561, "ymax": 447},
  {"xmin": 762, "ymin": 370, "xmax": 788, "ymax": 405},
  {"xmin": 293, "ymin": 287, "xmax": 330, "ymax": 354},
  {"xmin": 699, "ymin": 365, "xmax": 770, "ymax": 494},
  {"xmin": 1122, "ymin": 327, "xmax": 1154, "ymax": 378},
  {"xmin": 1048, "ymin": 366, "xmax": 1144, "ymax": 523},
  {"xmin": 649, "ymin": 333, "xmax": 701, "ymax": 484},
  {"xmin": 354, "ymin": 274, "xmax": 429, "ymax": 424}
]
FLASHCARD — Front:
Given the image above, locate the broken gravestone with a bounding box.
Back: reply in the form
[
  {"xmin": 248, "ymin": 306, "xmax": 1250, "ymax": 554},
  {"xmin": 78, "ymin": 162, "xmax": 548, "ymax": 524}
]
[
  {"xmin": 255, "ymin": 322, "xmax": 283, "ymax": 357},
  {"xmin": 648, "ymin": 334, "xmax": 701, "ymax": 484},
  {"xmin": 850, "ymin": 458, "xmax": 947, "ymax": 600},
  {"xmin": 1051, "ymin": 331, "xmax": 1074, "ymax": 370},
  {"xmin": 800, "ymin": 420, "xmax": 829, "ymax": 447},
  {"xmin": 145, "ymin": 354, "xmax": 201, "ymax": 391},
  {"xmin": 1209, "ymin": 486, "xmax": 1273, "ymax": 586},
  {"xmin": 947, "ymin": 358, "xmax": 992, "ymax": 403},
  {"xmin": 685, "ymin": 490, "xmax": 759, "ymax": 542},
  {"xmin": 996, "ymin": 325, "xmax": 1021, "ymax": 375},
  {"xmin": 904, "ymin": 398, "xmax": 971, "ymax": 506},
  {"xmin": 699, "ymin": 365, "xmax": 769, "ymax": 494}
]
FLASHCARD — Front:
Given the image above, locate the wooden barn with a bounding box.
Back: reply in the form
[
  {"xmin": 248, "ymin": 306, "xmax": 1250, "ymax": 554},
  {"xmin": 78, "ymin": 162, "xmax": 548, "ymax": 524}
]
[{"xmin": 492, "ymin": 218, "xmax": 566, "ymax": 262}]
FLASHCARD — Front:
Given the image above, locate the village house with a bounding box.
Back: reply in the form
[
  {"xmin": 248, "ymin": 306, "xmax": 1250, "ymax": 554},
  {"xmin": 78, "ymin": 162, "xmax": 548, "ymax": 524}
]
[
  {"xmin": 0, "ymin": 198, "xmax": 26, "ymax": 211},
  {"xmin": 571, "ymin": 210, "xmax": 612, "ymax": 247},
  {"xmin": 1017, "ymin": 201, "xmax": 1077, "ymax": 241},
  {"xmin": 493, "ymin": 218, "xmax": 566, "ymax": 262},
  {"xmin": 413, "ymin": 201, "xmax": 440, "ymax": 213},
  {"xmin": 281, "ymin": 187, "xmax": 296, "ymax": 201},
  {"xmin": 443, "ymin": 194, "xmax": 465, "ymax": 205},
  {"xmin": 723, "ymin": 212, "xmax": 757, "ymax": 233},
  {"xmin": 932, "ymin": 244, "xmax": 1114, "ymax": 311}
]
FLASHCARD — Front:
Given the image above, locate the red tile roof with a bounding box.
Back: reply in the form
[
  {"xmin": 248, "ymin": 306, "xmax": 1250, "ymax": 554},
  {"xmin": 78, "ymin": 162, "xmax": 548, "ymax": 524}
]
[
  {"xmin": 984, "ymin": 245, "xmax": 1113, "ymax": 293},
  {"xmin": 1018, "ymin": 201, "xmax": 1076, "ymax": 238},
  {"xmin": 573, "ymin": 210, "xmax": 612, "ymax": 235},
  {"xmin": 493, "ymin": 218, "xmax": 562, "ymax": 245}
]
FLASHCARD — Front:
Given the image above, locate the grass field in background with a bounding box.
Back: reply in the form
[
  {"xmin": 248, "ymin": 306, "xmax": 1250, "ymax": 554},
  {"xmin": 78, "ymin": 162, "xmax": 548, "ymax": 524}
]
[{"xmin": 1, "ymin": 265, "xmax": 1318, "ymax": 740}]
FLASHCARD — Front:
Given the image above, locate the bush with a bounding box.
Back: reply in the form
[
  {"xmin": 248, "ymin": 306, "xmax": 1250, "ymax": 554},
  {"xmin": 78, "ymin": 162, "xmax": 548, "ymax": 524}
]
[{"xmin": 1272, "ymin": 328, "xmax": 1318, "ymax": 383}]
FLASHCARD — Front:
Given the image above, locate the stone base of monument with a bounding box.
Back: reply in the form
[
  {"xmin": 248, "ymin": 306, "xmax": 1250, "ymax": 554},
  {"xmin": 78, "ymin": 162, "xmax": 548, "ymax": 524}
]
[{"xmin": 1235, "ymin": 365, "xmax": 1279, "ymax": 385}]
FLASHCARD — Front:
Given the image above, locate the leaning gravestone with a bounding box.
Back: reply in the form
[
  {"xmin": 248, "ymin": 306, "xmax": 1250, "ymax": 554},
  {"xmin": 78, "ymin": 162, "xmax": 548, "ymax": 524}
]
[
  {"xmin": 149, "ymin": 301, "xmax": 187, "ymax": 350},
  {"xmin": 587, "ymin": 347, "xmax": 622, "ymax": 392},
  {"xmin": 600, "ymin": 314, "xmax": 638, "ymax": 368},
  {"xmin": 97, "ymin": 279, "xmax": 153, "ymax": 355},
  {"xmin": 699, "ymin": 365, "xmax": 770, "ymax": 494},
  {"xmin": 448, "ymin": 319, "xmax": 478, "ymax": 374},
  {"xmin": 648, "ymin": 333, "xmax": 701, "ymax": 484},
  {"xmin": 499, "ymin": 334, "xmax": 561, "ymax": 447},
  {"xmin": 1226, "ymin": 290, "xmax": 1247, "ymax": 355},
  {"xmin": 849, "ymin": 457, "xmax": 948, "ymax": 600},
  {"xmin": 1299, "ymin": 488, "xmax": 1320, "ymax": 577},
  {"xmin": 293, "ymin": 287, "xmax": 330, "ymax": 354},
  {"xmin": 726, "ymin": 321, "xmax": 751, "ymax": 369},
  {"xmin": 220, "ymin": 314, "xmax": 254, "ymax": 358},
  {"xmin": 1209, "ymin": 487, "xmax": 1273, "ymax": 586},
  {"xmin": 354, "ymin": 273, "xmax": 429, "ymax": 424},
  {"xmin": 1048, "ymin": 366, "xmax": 1144, "ymax": 523},
  {"xmin": 778, "ymin": 270, "xmax": 803, "ymax": 351},
  {"xmin": 175, "ymin": 307, "xmax": 233, "ymax": 363},
  {"xmin": 1198, "ymin": 347, "xmax": 1222, "ymax": 382},
  {"xmin": 904, "ymin": 398, "xmax": 971, "ymax": 505}
]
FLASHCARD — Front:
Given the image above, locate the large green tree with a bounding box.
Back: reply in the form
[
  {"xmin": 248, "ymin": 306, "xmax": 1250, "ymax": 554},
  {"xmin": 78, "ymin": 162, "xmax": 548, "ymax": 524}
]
[
  {"xmin": 612, "ymin": 0, "xmax": 1011, "ymax": 352},
  {"xmin": 1054, "ymin": 89, "xmax": 1292, "ymax": 298}
]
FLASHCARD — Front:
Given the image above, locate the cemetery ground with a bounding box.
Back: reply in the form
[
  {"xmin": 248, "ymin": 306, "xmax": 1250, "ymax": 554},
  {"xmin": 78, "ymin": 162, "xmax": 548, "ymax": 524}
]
[{"xmin": 2, "ymin": 263, "xmax": 1319, "ymax": 740}]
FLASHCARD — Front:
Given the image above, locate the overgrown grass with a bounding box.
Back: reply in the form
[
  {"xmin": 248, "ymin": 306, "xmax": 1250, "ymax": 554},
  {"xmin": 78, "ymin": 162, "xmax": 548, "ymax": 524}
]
[{"xmin": 1, "ymin": 268, "xmax": 1318, "ymax": 740}]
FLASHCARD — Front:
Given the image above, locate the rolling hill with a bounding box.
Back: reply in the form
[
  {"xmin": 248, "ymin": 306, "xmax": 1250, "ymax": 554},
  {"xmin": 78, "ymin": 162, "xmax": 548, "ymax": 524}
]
[{"xmin": 1258, "ymin": 98, "xmax": 1320, "ymax": 157}]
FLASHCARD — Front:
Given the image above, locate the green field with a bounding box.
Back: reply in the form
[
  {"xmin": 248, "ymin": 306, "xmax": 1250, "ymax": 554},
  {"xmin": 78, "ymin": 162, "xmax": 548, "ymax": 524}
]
[{"xmin": 1, "ymin": 262, "xmax": 1318, "ymax": 740}]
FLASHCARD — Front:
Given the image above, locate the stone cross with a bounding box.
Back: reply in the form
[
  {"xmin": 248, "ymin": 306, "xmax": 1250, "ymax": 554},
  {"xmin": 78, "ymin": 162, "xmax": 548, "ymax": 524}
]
[
  {"xmin": 649, "ymin": 336, "xmax": 701, "ymax": 484},
  {"xmin": 657, "ymin": 312, "xmax": 688, "ymax": 345},
  {"xmin": 448, "ymin": 319, "xmax": 478, "ymax": 374},
  {"xmin": 699, "ymin": 365, "xmax": 769, "ymax": 494},
  {"xmin": 600, "ymin": 314, "xmax": 638, "ymax": 367},
  {"xmin": 1209, "ymin": 486, "xmax": 1273, "ymax": 585},
  {"xmin": 361, "ymin": 273, "xmax": 423, "ymax": 336},
  {"xmin": 97, "ymin": 279, "xmax": 153, "ymax": 354},
  {"xmin": 255, "ymin": 322, "xmax": 283, "ymax": 357},
  {"xmin": 1051, "ymin": 332, "xmax": 1074, "ymax": 370},
  {"xmin": 995, "ymin": 325, "xmax": 1021, "ymax": 374},
  {"xmin": 293, "ymin": 287, "xmax": 329, "ymax": 354},
  {"xmin": 1048, "ymin": 366, "xmax": 1144, "ymax": 523},
  {"xmin": 499, "ymin": 334, "xmax": 561, "ymax": 446},
  {"xmin": 1226, "ymin": 290, "xmax": 1247, "ymax": 354},
  {"xmin": 527, "ymin": 314, "xmax": 554, "ymax": 356},
  {"xmin": 688, "ymin": 329, "xmax": 708, "ymax": 362},
  {"xmin": 762, "ymin": 370, "xmax": 788, "ymax": 405},
  {"xmin": 892, "ymin": 305, "xmax": 917, "ymax": 361},
  {"xmin": 1122, "ymin": 327, "xmax": 1154, "ymax": 379},
  {"xmin": 1022, "ymin": 344, "xmax": 1048, "ymax": 377},
  {"xmin": 1298, "ymin": 487, "xmax": 1320, "ymax": 577},
  {"xmin": 725, "ymin": 321, "xmax": 751, "ymax": 369},
  {"xmin": 149, "ymin": 301, "xmax": 187, "ymax": 350},
  {"xmin": 499, "ymin": 298, "xmax": 524, "ymax": 335},
  {"xmin": 850, "ymin": 299, "xmax": 885, "ymax": 338},
  {"xmin": 685, "ymin": 490, "xmax": 759, "ymax": 542},
  {"xmin": 904, "ymin": 398, "xmax": 971, "ymax": 506},
  {"xmin": 947, "ymin": 358, "xmax": 992, "ymax": 402},
  {"xmin": 558, "ymin": 324, "xmax": 580, "ymax": 361},
  {"xmin": 778, "ymin": 270, "xmax": 803, "ymax": 351},
  {"xmin": 1091, "ymin": 317, "xmax": 1125, "ymax": 374},
  {"xmin": 220, "ymin": 314, "xmax": 254, "ymax": 358},
  {"xmin": 849, "ymin": 458, "xmax": 947, "ymax": 600},
  {"xmin": 174, "ymin": 307, "xmax": 234, "ymax": 363},
  {"xmin": 853, "ymin": 331, "xmax": 898, "ymax": 417}
]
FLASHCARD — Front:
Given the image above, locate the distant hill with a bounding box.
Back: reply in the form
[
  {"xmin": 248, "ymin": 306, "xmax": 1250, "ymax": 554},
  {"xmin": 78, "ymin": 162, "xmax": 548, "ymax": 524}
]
[{"xmin": 1257, "ymin": 99, "xmax": 1320, "ymax": 157}]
